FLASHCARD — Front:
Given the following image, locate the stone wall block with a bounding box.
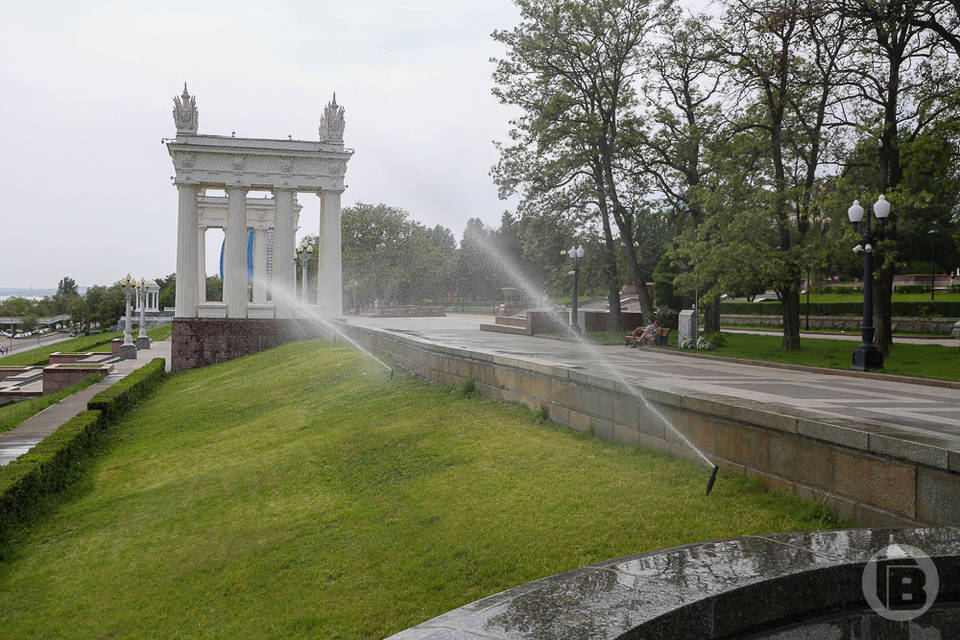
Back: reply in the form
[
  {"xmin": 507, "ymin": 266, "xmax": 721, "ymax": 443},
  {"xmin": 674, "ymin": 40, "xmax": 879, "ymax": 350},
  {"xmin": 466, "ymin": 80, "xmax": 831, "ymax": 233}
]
[
  {"xmin": 916, "ymin": 467, "xmax": 960, "ymax": 525},
  {"xmin": 797, "ymin": 419, "xmax": 870, "ymax": 450},
  {"xmin": 716, "ymin": 422, "xmax": 768, "ymax": 470},
  {"xmin": 736, "ymin": 405, "xmax": 798, "ymax": 434},
  {"xmin": 833, "ymin": 448, "xmax": 916, "ymax": 519},
  {"xmin": 767, "ymin": 433, "xmax": 834, "ymax": 490},
  {"xmin": 568, "ymin": 410, "xmax": 592, "ymax": 432},
  {"xmin": 580, "ymin": 386, "xmax": 615, "ymax": 421},
  {"xmin": 550, "ymin": 379, "xmax": 581, "ymax": 412}
]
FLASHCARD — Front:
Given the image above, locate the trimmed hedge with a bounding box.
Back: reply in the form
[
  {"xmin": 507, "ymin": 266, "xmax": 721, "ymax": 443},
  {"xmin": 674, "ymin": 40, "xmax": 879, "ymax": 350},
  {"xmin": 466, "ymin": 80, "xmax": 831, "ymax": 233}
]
[
  {"xmin": 720, "ymin": 301, "xmax": 960, "ymax": 317},
  {"xmin": 87, "ymin": 358, "xmax": 166, "ymax": 421},
  {"xmin": 0, "ymin": 358, "xmax": 166, "ymax": 537}
]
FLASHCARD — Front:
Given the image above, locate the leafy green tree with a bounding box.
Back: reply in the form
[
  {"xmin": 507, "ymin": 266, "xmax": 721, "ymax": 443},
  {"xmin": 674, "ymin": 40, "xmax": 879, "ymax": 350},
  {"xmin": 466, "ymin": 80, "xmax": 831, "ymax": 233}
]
[
  {"xmin": 57, "ymin": 276, "xmax": 78, "ymax": 298},
  {"xmin": 492, "ymin": 0, "xmax": 670, "ymax": 326},
  {"xmin": 69, "ymin": 297, "xmax": 90, "ymax": 334}
]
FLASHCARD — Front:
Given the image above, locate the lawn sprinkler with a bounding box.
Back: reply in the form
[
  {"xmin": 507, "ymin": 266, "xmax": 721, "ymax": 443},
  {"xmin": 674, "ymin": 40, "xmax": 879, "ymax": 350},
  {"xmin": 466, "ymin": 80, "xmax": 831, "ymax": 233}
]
[{"xmin": 705, "ymin": 465, "xmax": 719, "ymax": 495}]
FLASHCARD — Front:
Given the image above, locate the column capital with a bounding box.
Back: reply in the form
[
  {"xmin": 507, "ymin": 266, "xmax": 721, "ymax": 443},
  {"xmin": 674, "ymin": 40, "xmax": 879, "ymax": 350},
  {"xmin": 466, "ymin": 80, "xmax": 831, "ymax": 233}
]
[{"xmin": 317, "ymin": 188, "xmax": 345, "ymax": 196}]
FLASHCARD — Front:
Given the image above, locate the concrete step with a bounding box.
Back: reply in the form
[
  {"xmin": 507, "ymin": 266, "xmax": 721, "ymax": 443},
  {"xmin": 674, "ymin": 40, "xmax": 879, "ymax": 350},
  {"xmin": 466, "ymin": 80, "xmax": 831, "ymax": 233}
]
[
  {"xmin": 479, "ymin": 323, "xmax": 529, "ymax": 335},
  {"xmin": 495, "ymin": 316, "xmax": 528, "ymax": 328}
]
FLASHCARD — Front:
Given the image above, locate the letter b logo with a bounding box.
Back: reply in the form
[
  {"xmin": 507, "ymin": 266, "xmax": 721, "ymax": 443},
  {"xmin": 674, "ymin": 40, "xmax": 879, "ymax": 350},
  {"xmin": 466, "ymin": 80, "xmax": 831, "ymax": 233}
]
[{"xmin": 863, "ymin": 544, "xmax": 938, "ymax": 621}]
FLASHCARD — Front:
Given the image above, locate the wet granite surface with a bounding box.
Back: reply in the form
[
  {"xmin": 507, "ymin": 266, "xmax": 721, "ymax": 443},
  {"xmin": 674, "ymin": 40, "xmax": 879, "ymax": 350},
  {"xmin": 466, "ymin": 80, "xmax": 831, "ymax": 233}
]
[{"xmin": 385, "ymin": 529, "xmax": 960, "ymax": 640}]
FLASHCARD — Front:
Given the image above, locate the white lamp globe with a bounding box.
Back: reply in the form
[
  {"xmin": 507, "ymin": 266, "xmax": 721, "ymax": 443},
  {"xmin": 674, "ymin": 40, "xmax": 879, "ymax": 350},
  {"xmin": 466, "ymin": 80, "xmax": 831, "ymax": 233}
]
[
  {"xmin": 873, "ymin": 194, "xmax": 891, "ymax": 218},
  {"xmin": 847, "ymin": 200, "xmax": 864, "ymax": 223}
]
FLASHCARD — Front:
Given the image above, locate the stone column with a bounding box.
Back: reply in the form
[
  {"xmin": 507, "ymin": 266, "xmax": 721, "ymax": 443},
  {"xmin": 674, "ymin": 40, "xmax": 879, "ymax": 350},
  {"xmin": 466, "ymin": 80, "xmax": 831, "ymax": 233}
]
[
  {"xmin": 175, "ymin": 183, "xmax": 199, "ymax": 317},
  {"xmin": 273, "ymin": 188, "xmax": 297, "ymax": 318},
  {"xmin": 197, "ymin": 228, "xmax": 207, "ymax": 303},
  {"xmin": 253, "ymin": 228, "xmax": 268, "ymax": 304},
  {"xmin": 224, "ymin": 187, "xmax": 249, "ymax": 318},
  {"xmin": 317, "ymin": 189, "xmax": 343, "ymax": 317}
]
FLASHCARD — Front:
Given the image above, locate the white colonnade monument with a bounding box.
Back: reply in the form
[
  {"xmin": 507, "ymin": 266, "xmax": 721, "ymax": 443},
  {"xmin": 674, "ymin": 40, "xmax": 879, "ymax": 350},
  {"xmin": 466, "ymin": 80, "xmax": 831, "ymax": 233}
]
[
  {"xmin": 166, "ymin": 84, "xmax": 352, "ymax": 320},
  {"xmin": 165, "ymin": 85, "xmax": 352, "ymax": 370}
]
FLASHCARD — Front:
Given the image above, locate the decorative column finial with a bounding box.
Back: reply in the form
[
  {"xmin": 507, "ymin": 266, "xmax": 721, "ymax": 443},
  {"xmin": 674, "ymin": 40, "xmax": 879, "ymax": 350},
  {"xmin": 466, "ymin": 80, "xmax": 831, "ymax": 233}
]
[
  {"xmin": 173, "ymin": 83, "xmax": 199, "ymax": 135},
  {"xmin": 319, "ymin": 92, "xmax": 345, "ymax": 143}
]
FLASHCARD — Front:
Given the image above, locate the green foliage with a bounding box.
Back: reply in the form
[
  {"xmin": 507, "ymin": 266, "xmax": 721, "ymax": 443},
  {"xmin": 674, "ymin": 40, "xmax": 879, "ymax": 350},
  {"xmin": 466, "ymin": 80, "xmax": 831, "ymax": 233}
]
[
  {"xmin": 341, "ymin": 202, "xmax": 457, "ymax": 307},
  {"xmin": 720, "ymin": 300, "xmax": 960, "ymax": 317},
  {"xmin": 894, "ymin": 285, "xmax": 932, "ymax": 294},
  {"xmin": 458, "ymin": 378, "xmax": 477, "ymax": 396},
  {"xmin": 536, "ymin": 403, "xmax": 550, "ymax": 423},
  {"xmin": 703, "ymin": 332, "xmax": 727, "ymax": 348},
  {"xmin": 0, "ymin": 342, "xmax": 847, "ymax": 638}
]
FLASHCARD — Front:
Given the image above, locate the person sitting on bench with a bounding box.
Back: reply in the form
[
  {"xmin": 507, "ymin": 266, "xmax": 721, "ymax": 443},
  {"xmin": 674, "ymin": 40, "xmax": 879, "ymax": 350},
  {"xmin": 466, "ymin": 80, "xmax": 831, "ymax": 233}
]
[{"xmin": 625, "ymin": 325, "xmax": 645, "ymax": 347}]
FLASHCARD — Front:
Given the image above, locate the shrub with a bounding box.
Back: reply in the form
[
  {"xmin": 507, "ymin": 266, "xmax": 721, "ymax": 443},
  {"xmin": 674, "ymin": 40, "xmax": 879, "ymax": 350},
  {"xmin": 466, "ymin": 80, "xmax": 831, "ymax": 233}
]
[
  {"xmin": 458, "ymin": 378, "xmax": 477, "ymax": 396},
  {"xmin": 720, "ymin": 301, "xmax": 960, "ymax": 317},
  {"xmin": 704, "ymin": 332, "xmax": 727, "ymax": 348},
  {"xmin": 894, "ymin": 285, "xmax": 932, "ymax": 294},
  {"xmin": 536, "ymin": 404, "xmax": 549, "ymax": 423},
  {"xmin": 87, "ymin": 359, "xmax": 166, "ymax": 421}
]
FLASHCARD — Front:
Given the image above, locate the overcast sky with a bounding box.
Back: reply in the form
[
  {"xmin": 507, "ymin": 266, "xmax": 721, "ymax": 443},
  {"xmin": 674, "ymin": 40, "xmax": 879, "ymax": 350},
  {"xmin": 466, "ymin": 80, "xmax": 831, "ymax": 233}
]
[{"xmin": 1, "ymin": 0, "xmax": 707, "ymax": 290}]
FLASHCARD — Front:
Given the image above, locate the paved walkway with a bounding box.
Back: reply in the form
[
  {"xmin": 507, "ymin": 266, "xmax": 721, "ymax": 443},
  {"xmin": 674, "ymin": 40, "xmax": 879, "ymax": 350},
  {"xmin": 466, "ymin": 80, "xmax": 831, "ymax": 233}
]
[
  {"xmin": 347, "ymin": 315, "xmax": 960, "ymax": 451},
  {"xmin": 0, "ymin": 340, "xmax": 171, "ymax": 466}
]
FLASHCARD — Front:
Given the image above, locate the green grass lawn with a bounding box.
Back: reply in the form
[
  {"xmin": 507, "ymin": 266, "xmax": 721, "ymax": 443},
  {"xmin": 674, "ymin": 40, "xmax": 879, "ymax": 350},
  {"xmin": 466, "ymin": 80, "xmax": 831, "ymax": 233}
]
[
  {"xmin": 721, "ymin": 324, "xmax": 948, "ymax": 338},
  {"xmin": 0, "ymin": 326, "xmax": 171, "ymax": 367},
  {"xmin": 0, "ymin": 341, "xmax": 846, "ymax": 639},
  {"xmin": 679, "ymin": 333, "xmax": 960, "ymax": 382},
  {"xmin": 795, "ymin": 291, "xmax": 960, "ymax": 303},
  {"xmin": 0, "ymin": 374, "xmax": 105, "ymax": 435}
]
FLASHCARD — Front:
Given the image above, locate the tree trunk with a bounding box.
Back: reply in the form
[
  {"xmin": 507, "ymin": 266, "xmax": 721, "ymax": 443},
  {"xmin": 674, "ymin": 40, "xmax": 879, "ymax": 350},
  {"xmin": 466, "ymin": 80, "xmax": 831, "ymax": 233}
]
[
  {"xmin": 599, "ymin": 205, "xmax": 623, "ymax": 331},
  {"xmin": 703, "ymin": 299, "xmax": 721, "ymax": 334},
  {"xmin": 874, "ymin": 265, "xmax": 894, "ymax": 357},
  {"xmin": 780, "ymin": 280, "xmax": 802, "ymax": 350}
]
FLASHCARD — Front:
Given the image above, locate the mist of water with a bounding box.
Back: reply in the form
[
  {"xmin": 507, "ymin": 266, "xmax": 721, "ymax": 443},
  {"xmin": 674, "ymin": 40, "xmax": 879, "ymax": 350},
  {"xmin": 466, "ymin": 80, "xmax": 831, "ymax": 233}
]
[
  {"xmin": 472, "ymin": 234, "xmax": 715, "ymax": 470},
  {"xmin": 251, "ymin": 276, "xmax": 394, "ymax": 377}
]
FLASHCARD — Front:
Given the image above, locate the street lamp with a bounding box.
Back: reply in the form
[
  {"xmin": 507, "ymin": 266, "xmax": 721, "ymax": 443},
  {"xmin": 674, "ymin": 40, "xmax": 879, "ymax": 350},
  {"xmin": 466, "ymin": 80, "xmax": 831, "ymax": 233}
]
[
  {"xmin": 847, "ymin": 195, "xmax": 890, "ymax": 371},
  {"xmin": 562, "ymin": 245, "xmax": 585, "ymax": 333},
  {"xmin": 296, "ymin": 240, "xmax": 314, "ymax": 304},
  {"xmin": 120, "ymin": 274, "xmax": 137, "ymax": 359}
]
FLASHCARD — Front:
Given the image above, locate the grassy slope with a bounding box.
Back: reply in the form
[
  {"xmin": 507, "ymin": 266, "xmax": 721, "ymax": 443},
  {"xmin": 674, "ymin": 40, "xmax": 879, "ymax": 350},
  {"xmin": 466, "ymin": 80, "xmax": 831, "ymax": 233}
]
[{"xmin": 0, "ymin": 341, "xmax": 846, "ymax": 639}]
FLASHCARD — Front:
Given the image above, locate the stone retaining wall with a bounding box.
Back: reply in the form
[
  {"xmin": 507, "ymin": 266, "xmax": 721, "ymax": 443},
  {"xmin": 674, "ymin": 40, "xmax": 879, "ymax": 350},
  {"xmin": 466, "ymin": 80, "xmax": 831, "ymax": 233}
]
[
  {"xmin": 343, "ymin": 324, "xmax": 960, "ymax": 527},
  {"xmin": 171, "ymin": 318, "xmax": 319, "ymax": 371}
]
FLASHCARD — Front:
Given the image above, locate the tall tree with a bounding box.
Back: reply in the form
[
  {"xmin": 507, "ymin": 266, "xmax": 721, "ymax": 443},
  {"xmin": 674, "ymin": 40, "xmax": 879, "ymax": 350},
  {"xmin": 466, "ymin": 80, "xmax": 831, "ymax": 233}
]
[
  {"xmin": 630, "ymin": 12, "xmax": 727, "ymax": 329},
  {"xmin": 492, "ymin": 0, "xmax": 668, "ymax": 325},
  {"xmin": 834, "ymin": 0, "xmax": 960, "ymax": 353},
  {"xmin": 709, "ymin": 0, "xmax": 845, "ymax": 349}
]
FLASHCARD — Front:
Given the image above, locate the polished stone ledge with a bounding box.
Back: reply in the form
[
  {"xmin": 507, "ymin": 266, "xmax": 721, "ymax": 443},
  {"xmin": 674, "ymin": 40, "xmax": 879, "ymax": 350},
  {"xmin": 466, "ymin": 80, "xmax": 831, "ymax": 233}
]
[{"xmin": 386, "ymin": 528, "xmax": 960, "ymax": 639}]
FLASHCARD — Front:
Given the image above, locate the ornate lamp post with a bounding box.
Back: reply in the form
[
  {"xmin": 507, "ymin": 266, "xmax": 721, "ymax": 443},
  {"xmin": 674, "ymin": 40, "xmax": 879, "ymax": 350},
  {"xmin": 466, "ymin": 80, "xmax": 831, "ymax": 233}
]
[
  {"xmin": 847, "ymin": 195, "xmax": 890, "ymax": 371},
  {"xmin": 119, "ymin": 274, "xmax": 137, "ymax": 359},
  {"xmin": 296, "ymin": 240, "xmax": 314, "ymax": 304},
  {"xmin": 563, "ymin": 245, "xmax": 585, "ymax": 333},
  {"xmin": 136, "ymin": 277, "xmax": 151, "ymax": 349}
]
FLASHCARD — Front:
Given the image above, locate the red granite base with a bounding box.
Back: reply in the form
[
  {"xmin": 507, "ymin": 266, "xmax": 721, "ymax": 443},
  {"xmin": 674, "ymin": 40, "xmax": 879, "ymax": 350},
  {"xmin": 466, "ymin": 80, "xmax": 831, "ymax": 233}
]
[{"xmin": 171, "ymin": 318, "xmax": 322, "ymax": 371}]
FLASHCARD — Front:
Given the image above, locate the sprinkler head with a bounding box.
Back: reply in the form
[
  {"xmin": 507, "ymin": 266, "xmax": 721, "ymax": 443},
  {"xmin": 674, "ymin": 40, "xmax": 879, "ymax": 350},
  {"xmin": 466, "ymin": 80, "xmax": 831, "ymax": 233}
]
[{"xmin": 705, "ymin": 465, "xmax": 719, "ymax": 495}]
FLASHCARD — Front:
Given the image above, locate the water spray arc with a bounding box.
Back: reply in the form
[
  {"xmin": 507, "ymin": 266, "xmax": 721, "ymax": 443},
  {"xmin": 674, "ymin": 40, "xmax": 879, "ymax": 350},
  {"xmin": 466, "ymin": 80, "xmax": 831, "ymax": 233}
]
[
  {"xmin": 252, "ymin": 275, "xmax": 395, "ymax": 379},
  {"xmin": 471, "ymin": 235, "xmax": 719, "ymax": 493}
]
